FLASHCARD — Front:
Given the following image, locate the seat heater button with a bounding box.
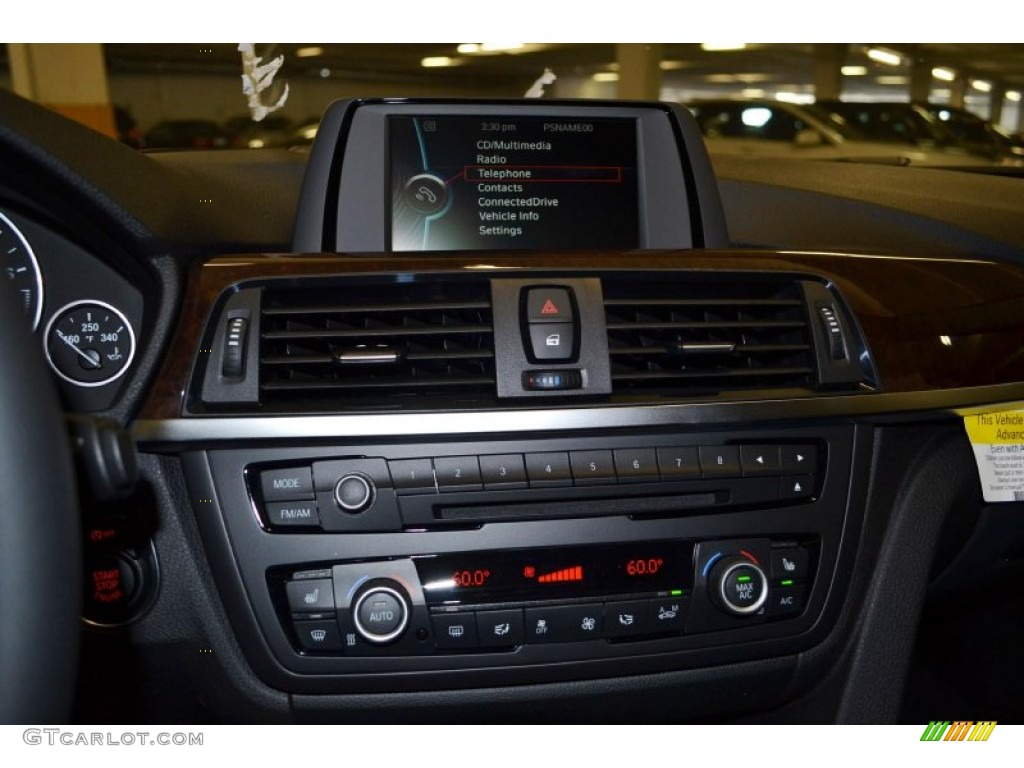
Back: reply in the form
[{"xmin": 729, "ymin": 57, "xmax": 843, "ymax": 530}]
[
  {"xmin": 286, "ymin": 578, "xmax": 335, "ymax": 613},
  {"xmin": 260, "ymin": 467, "xmax": 314, "ymax": 501},
  {"xmin": 771, "ymin": 548, "xmax": 809, "ymax": 579}
]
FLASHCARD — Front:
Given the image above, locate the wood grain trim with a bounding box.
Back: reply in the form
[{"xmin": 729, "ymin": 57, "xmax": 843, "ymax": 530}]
[{"xmin": 138, "ymin": 250, "xmax": 1024, "ymax": 420}]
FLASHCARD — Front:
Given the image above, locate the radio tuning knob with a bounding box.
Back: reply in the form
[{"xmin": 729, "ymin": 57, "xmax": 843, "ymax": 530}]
[
  {"xmin": 334, "ymin": 473, "xmax": 375, "ymax": 513},
  {"xmin": 708, "ymin": 556, "xmax": 768, "ymax": 617}
]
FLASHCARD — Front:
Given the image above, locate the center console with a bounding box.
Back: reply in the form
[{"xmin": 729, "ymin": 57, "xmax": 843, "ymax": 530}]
[{"xmin": 162, "ymin": 99, "xmax": 879, "ymax": 697}]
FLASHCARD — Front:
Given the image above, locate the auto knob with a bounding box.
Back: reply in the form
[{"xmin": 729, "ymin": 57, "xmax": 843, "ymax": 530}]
[
  {"xmin": 707, "ymin": 555, "xmax": 768, "ymax": 617},
  {"xmin": 352, "ymin": 582, "xmax": 410, "ymax": 644},
  {"xmin": 334, "ymin": 472, "xmax": 375, "ymax": 513}
]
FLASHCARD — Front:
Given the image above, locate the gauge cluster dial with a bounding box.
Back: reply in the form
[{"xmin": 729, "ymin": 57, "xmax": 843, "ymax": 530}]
[
  {"xmin": 44, "ymin": 300, "xmax": 136, "ymax": 387},
  {"xmin": 0, "ymin": 210, "xmax": 44, "ymax": 330}
]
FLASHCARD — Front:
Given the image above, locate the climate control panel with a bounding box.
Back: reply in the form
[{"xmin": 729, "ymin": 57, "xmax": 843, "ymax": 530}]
[{"xmin": 275, "ymin": 537, "xmax": 816, "ymax": 655}]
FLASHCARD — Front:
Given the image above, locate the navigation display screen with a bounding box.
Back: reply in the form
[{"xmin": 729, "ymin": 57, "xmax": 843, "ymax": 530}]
[{"xmin": 389, "ymin": 115, "xmax": 639, "ymax": 251}]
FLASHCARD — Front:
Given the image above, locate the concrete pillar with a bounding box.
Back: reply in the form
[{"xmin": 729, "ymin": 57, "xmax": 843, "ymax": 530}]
[
  {"xmin": 7, "ymin": 44, "xmax": 116, "ymax": 138},
  {"xmin": 616, "ymin": 44, "xmax": 663, "ymax": 100},
  {"xmin": 989, "ymin": 85, "xmax": 1005, "ymax": 126},
  {"xmin": 813, "ymin": 44, "xmax": 847, "ymax": 101},
  {"xmin": 909, "ymin": 59, "xmax": 932, "ymax": 103},
  {"xmin": 949, "ymin": 77, "xmax": 967, "ymax": 109}
]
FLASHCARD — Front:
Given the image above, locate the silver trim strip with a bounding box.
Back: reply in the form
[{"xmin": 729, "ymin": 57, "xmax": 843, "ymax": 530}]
[{"xmin": 132, "ymin": 384, "xmax": 1024, "ymax": 446}]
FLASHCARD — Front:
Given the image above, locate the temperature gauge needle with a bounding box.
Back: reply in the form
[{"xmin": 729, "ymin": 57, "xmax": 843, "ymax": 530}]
[{"xmin": 56, "ymin": 329, "xmax": 102, "ymax": 369}]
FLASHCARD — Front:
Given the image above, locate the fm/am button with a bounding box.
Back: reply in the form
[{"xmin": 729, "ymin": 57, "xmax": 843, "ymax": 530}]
[{"xmin": 266, "ymin": 501, "xmax": 319, "ymax": 527}]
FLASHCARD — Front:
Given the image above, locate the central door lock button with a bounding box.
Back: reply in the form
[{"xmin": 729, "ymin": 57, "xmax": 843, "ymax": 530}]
[{"xmin": 523, "ymin": 286, "xmax": 578, "ymax": 363}]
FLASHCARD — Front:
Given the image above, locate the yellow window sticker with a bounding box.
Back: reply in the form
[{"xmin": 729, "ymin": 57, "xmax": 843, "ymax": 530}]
[{"xmin": 964, "ymin": 411, "xmax": 1024, "ymax": 502}]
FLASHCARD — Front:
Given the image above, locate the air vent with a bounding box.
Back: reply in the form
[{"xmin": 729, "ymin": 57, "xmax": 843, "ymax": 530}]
[
  {"xmin": 604, "ymin": 278, "xmax": 817, "ymax": 395},
  {"xmin": 259, "ymin": 281, "xmax": 496, "ymax": 409}
]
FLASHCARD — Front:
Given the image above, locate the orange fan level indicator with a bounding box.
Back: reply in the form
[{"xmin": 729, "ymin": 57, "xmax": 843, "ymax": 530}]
[{"xmin": 537, "ymin": 566, "xmax": 584, "ymax": 583}]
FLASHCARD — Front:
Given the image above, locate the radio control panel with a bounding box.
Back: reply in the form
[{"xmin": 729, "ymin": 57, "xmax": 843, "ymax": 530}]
[{"xmin": 189, "ymin": 423, "xmax": 861, "ymax": 692}]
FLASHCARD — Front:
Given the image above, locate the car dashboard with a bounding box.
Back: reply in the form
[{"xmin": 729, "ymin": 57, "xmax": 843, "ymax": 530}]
[{"xmin": 2, "ymin": 90, "xmax": 1023, "ymax": 724}]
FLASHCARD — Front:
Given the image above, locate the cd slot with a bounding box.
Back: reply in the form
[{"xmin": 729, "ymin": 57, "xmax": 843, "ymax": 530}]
[{"xmin": 437, "ymin": 490, "xmax": 723, "ymax": 522}]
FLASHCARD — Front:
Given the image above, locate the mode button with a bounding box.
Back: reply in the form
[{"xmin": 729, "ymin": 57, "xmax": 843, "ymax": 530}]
[{"xmin": 260, "ymin": 467, "xmax": 314, "ymax": 501}]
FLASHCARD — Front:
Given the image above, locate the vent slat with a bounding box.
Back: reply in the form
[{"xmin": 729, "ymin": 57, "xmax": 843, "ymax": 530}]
[
  {"xmin": 605, "ymin": 279, "xmax": 817, "ymax": 395},
  {"xmin": 263, "ymin": 300, "xmax": 491, "ymax": 316},
  {"xmin": 612, "ymin": 367, "xmax": 815, "ymax": 382},
  {"xmin": 263, "ymin": 325, "xmax": 493, "ymax": 340},
  {"xmin": 259, "ymin": 282, "xmax": 496, "ymax": 408},
  {"xmin": 606, "ymin": 321, "xmax": 806, "ymax": 331}
]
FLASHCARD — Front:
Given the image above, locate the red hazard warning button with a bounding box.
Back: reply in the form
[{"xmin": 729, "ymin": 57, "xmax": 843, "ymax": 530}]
[{"xmin": 526, "ymin": 287, "xmax": 574, "ymax": 323}]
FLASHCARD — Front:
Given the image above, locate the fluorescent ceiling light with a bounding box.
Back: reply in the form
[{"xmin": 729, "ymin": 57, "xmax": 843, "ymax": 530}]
[
  {"xmin": 456, "ymin": 44, "xmax": 481, "ymax": 54},
  {"xmin": 421, "ymin": 56, "xmax": 459, "ymax": 68},
  {"xmin": 841, "ymin": 66, "xmax": 868, "ymax": 76},
  {"xmin": 701, "ymin": 43, "xmax": 746, "ymax": 51},
  {"xmin": 741, "ymin": 88, "xmax": 765, "ymax": 98},
  {"xmin": 592, "ymin": 72, "xmax": 620, "ymax": 82},
  {"xmin": 775, "ymin": 91, "xmax": 813, "ymax": 105},
  {"xmin": 481, "ymin": 43, "xmax": 524, "ymax": 52},
  {"xmin": 932, "ymin": 67, "xmax": 956, "ymax": 82},
  {"xmin": 876, "ymin": 76, "xmax": 909, "ymax": 85},
  {"xmin": 971, "ymin": 79, "xmax": 992, "ymax": 92},
  {"xmin": 660, "ymin": 60, "xmax": 688, "ymax": 71},
  {"xmin": 296, "ymin": 46, "xmax": 323, "ymax": 58},
  {"xmin": 1007, "ymin": 91, "xmax": 1022, "ymax": 102},
  {"xmin": 866, "ymin": 48, "xmax": 902, "ymax": 67}
]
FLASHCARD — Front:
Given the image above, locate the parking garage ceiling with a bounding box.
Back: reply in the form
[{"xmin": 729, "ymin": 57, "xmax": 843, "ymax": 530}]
[{"xmin": 91, "ymin": 43, "xmax": 1024, "ymax": 91}]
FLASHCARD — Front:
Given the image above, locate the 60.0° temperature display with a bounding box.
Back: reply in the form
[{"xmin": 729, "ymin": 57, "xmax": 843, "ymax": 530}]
[
  {"xmin": 452, "ymin": 569, "xmax": 491, "ymax": 588},
  {"xmin": 625, "ymin": 558, "xmax": 664, "ymax": 576}
]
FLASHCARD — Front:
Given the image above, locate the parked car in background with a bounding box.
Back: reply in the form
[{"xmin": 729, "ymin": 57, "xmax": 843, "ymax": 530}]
[
  {"xmin": 918, "ymin": 103, "xmax": 1024, "ymax": 163},
  {"xmin": 224, "ymin": 114, "xmax": 295, "ymax": 149},
  {"xmin": 815, "ymin": 100, "xmax": 962, "ymax": 149},
  {"xmin": 143, "ymin": 119, "xmax": 230, "ymax": 150},
  {"xmin": 686, "ymin": 98, "xmax": 993, "ymax": 166}
]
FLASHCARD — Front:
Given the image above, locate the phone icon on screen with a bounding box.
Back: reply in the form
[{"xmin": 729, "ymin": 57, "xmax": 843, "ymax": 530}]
[{"xmin": 415, "ymin": 186, "xmax": 438, "ymax": 204}]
